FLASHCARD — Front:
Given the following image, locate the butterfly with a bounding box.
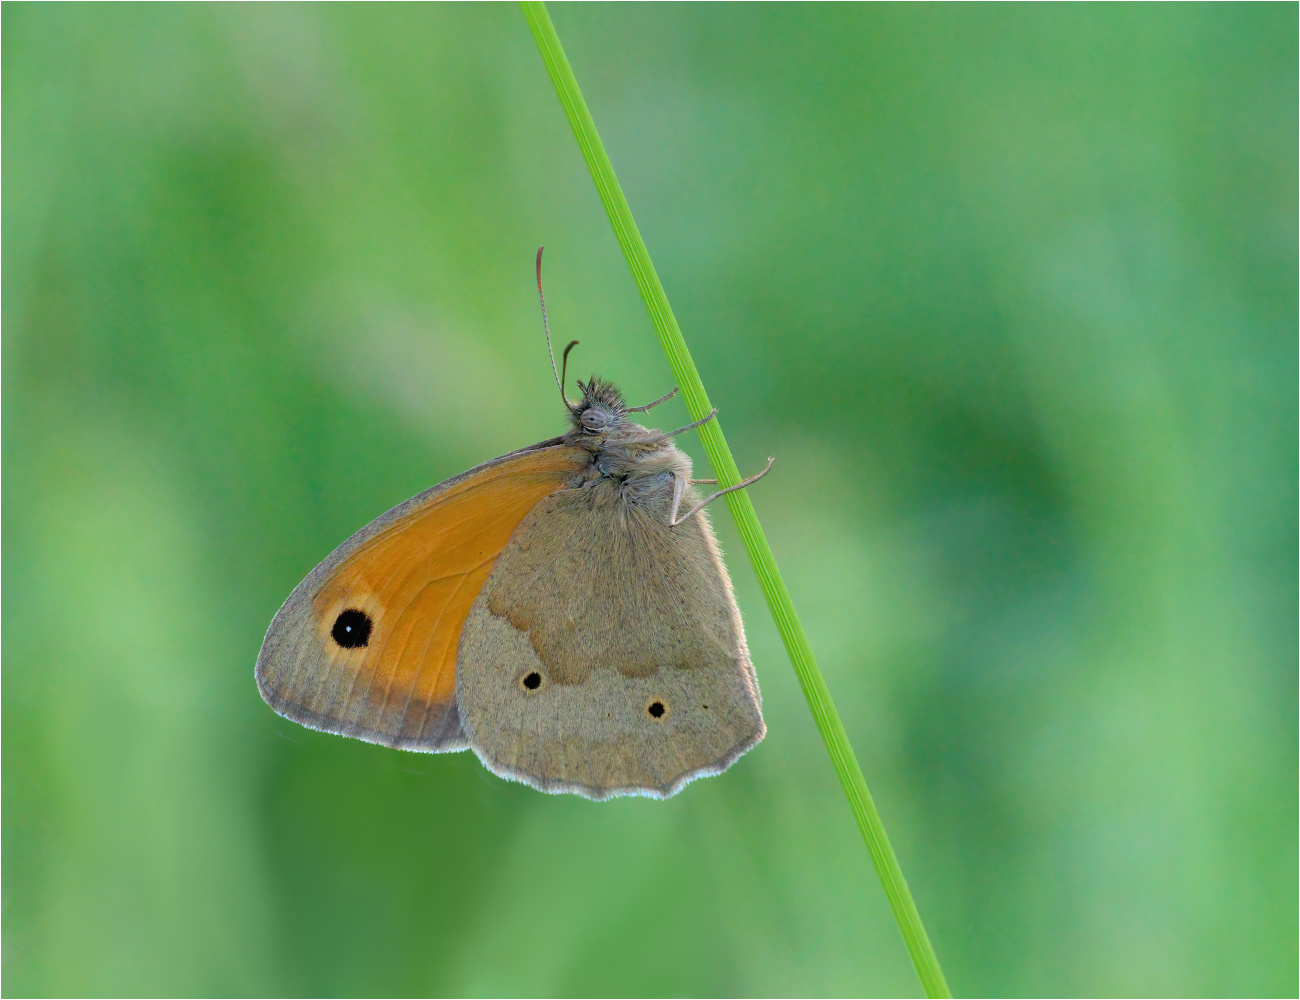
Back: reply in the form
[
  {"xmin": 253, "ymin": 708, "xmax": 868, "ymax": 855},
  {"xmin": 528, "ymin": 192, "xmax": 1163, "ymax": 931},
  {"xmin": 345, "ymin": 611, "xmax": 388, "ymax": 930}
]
[{"xmin": 256, "ymin": 250, "xmax": 771, "ymax": 799}]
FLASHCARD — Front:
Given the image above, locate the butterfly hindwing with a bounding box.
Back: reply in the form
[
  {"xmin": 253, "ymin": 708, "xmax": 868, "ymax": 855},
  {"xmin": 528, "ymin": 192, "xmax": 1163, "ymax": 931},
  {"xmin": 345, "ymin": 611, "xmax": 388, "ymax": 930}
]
[{"xmin": 455, "ymin": 471, "xmax": 765, "ymax": 798}]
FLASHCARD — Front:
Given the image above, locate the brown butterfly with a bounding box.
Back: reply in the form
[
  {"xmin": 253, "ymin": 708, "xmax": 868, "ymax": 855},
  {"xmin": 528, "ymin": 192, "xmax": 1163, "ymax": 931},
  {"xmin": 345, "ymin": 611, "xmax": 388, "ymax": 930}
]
[{"xmin": 256, "ymin": 250, "xmax": 771, "ymax": 799}]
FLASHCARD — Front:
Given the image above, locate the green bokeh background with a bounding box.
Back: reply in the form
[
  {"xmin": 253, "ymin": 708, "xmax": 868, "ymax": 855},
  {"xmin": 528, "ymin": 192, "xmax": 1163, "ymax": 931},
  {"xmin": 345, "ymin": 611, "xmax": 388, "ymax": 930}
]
[{"xmin": 4, "ymin": 4, "xmax": 1295, "ymax": 996}]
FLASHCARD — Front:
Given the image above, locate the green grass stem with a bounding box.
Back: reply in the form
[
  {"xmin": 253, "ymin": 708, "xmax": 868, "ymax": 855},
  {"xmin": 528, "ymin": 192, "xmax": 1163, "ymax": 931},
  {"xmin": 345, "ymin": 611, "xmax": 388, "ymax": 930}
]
[{"xmin": 520, "ymin": 5, "xmax": 951, "ymax": 996}]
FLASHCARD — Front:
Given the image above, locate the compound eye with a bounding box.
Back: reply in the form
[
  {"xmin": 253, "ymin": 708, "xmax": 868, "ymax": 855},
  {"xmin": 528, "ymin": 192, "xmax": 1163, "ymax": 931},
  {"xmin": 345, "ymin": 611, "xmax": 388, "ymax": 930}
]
[{"xmin": 581, "ymin": 407, "xmax": 610, "ymax": 430}]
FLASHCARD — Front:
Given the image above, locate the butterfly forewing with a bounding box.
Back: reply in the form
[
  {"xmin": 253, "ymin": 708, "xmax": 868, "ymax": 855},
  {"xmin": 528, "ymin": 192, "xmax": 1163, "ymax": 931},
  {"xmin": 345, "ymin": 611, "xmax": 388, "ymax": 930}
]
[{"xmin": 256, "ymin": 442, "xmax": 588, "ymax": 751}]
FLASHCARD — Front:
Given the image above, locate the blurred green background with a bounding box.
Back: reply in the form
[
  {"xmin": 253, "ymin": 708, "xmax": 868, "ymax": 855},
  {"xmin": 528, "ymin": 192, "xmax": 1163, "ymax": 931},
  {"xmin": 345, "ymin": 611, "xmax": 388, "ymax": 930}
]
[{"xmin": 4, "ymin": 4, "xmax": 1295, "ymax": 996}]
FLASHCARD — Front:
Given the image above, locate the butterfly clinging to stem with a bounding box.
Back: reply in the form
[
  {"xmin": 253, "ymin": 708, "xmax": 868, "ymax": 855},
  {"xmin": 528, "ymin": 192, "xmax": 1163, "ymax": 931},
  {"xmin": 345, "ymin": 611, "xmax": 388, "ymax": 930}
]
[{"xmin": 256, "ymin": 248, "xmax": 773, "ymax": 799}]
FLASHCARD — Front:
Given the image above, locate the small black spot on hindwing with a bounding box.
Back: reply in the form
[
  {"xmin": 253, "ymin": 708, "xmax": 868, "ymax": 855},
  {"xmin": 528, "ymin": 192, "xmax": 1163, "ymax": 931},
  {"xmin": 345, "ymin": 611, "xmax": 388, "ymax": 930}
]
[
  {"xmin": 647, "ymin": 700, "xmax": 666, "ymax": 719},
  {"xmin": 332, "ymin": 609, "xmax": 372, "ymax": 648},
  {"xmin": 522, "ymin": 671, "xmax": 542, "ymax": 691}
]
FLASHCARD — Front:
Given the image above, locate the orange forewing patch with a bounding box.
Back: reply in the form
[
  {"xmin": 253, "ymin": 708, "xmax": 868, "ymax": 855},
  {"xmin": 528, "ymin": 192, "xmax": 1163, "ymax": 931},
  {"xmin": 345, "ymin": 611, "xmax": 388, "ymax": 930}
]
[{"xmin": 294, "ymin": 445, "xmax": 586, "ymax": 747}]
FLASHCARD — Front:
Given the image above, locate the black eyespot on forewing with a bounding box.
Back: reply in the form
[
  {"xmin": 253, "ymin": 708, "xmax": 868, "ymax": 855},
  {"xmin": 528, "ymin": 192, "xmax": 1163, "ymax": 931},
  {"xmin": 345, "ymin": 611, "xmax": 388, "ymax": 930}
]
[
  {"xmin": 331, "ymin": 609, "xmax": 372, "ymax": 649},
  {"xmin": 646, "ymin": 699, "xmax": 666, "ymax": 719},
  {"xmin": 522, "ymin": 671, "xmax": 542, "ymax": 691}
]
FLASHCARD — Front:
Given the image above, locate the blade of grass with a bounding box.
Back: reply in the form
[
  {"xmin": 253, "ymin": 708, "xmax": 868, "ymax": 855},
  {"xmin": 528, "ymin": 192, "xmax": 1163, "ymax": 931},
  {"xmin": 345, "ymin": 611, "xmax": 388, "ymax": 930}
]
[{"xmin": 520, "ymin": 4, "xmax": 951, "ymax": 996}]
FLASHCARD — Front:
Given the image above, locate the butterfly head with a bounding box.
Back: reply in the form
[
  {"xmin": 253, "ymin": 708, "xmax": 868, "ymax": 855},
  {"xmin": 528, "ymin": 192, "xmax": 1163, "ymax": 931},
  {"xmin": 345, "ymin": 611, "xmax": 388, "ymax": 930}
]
[{"xmin": 570, "ymin": 376, "xmax": 627, "ymax": 436}]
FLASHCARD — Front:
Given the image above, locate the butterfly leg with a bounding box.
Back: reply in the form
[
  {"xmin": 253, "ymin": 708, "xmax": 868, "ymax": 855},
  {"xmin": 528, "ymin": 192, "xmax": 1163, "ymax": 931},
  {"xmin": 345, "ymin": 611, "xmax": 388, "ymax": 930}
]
[
  {"xmin": 669, "ymin": 457, "xmax": 775, "ymax": 526},
  {"xmin": 624, "ymin": 386, "xmax": 678, "ymax": 412},
  {"xmin": 657, "ymin": 408, "xmax": 718, "ymax": 442},
  {"xmin": 615, "ymin": 409, "xmax": 718, "ymax": 448}
]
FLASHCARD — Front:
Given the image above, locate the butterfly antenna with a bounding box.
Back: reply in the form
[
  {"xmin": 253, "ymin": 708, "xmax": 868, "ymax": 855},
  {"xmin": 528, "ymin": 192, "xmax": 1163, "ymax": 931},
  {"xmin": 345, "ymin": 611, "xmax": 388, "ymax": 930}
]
[
  {"xmin": 536, "ymin": 246, "xmax": 577, "ymax": 410},
  {"xmin": 561, "ymin": 340, "xmax": 581, "ymax": 406}
]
